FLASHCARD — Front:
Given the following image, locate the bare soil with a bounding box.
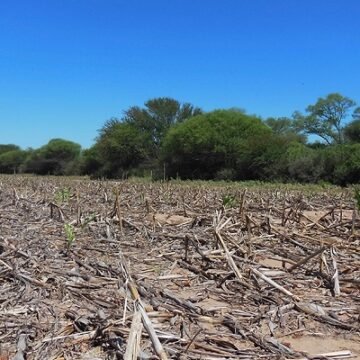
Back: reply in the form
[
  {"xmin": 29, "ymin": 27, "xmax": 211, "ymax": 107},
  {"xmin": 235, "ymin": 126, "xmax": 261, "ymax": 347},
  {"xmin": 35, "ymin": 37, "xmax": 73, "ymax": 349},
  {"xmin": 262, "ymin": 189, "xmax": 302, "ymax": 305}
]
[{"xmin": 0, "ymin": 176, "xmax": 359, "ymax": 359}]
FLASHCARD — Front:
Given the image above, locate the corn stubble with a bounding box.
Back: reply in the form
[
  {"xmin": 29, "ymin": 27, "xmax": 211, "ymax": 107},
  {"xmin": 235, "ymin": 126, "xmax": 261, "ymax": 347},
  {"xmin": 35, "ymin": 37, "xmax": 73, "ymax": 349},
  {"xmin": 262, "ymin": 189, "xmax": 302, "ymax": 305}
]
[{"xmin": 0, "ymin": 175, "xmax": 359, "ymax": 359}]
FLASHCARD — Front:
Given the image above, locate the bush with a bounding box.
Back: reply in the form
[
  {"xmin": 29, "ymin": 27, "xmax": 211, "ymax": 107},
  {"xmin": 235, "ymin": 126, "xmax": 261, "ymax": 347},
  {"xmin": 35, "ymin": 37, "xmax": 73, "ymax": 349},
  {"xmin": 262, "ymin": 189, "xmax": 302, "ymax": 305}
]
[
  {"xmin": 23, "ymin": 139, "xmax": 81, "ymax": 175},
  {"xmin": 215, "ymin": 168, "xmax": 237, "ymax": 181},
  {"xmin": 162, "ymin": 109, "xmax": 272, "ymax": 180},
  {"xmin": 322, "ymin": 144, "xmax": 360, "ymax": 185},
  {"xmin": 0, "ymin": 149, "xmax": 27, "ymax": 173},
  {"xmin": 285, "ymin": 143, "xmax": 324, "ymax": 183}
]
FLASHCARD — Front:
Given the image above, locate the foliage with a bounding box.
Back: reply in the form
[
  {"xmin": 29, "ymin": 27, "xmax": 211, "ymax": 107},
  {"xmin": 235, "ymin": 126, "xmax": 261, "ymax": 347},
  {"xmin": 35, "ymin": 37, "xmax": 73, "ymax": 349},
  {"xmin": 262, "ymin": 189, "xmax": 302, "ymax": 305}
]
[
  {"xmin": 64, "ymin": 223, "xmax": 76, "ymax": 249},
  {"xmin": 353, "ymin": 107, "xmax": 360, "ymax": 121},
  {"xmin": 81, "ymin": 213, "xmax": 97, "ymax": 228},
  {"xmin": 43, "ymin": 138, "xmax": 80, "ymax": 159},
  {"xmin": 24, "ymin": 139, "xmax": 81, "ymax": 175},
  {"xmin": 90, "ymin": 98, "xmax": 201, "ymax": 178},
  {"xmin": 242, "ymin": 133, "xmax": 296, "ymax": 181},
  {"xmin": 1, "ymin": 94, "xmax": 359, "ymax": 185},
  {"xmin": 322, "ymin": 144, "xmax": 360, "ymax": 185},
  {"xmin": 0, "ymin": 144, "xmax": 20, "ymax": 155},
  {"xmin": 80, "ymin": 145, "xmax": 103, "ymax": 177},
  {"xmin": 285, "ymin": 143, "xmax": 324, "ymax": 183},
  {"xmin": 123, "ymin": 97, "xmax": 202, "ymax": 151},
  {"xmin": 222, "ymin": 194, "xmax": 237, "ymax": 208},
  {"xmin": 95, "ymin": 120, "xmax": 153, "ymax": 178},
  {"xmin": 0, "ymin": 149, "xmax": 27, "ymax": 173},
  {"xmin": 162, "ymin": 109, "xmax": 272, "ymax": 180},
  {"xmin": 293, "ymin": 93, "xmax": 357, "ymax": 144},
  {"xmin": 215, "ymin": 168, "xmax": 237, "ymax": 181},
  {"xmin": 265, "ymin": 117, "xmax": 306, "ymax": 143},
  {"xmin": 55, "ymin": 187, "xmax": 71, "ymax": 203},
  {"xmin": 344, "ymin": 119, "xmax": 360, "ymax": 143},
  {"xmin": 354, "ymin": 187, "xmax": 360, "ymax": 211}
]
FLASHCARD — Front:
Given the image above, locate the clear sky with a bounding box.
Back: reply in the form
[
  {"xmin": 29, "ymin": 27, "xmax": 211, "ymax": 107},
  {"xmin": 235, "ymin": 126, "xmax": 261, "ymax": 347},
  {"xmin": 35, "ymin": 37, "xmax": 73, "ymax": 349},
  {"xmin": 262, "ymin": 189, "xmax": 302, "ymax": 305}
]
[{"xmin": 1, "ymin": 0, "xmax": 359, "ymax": 149}]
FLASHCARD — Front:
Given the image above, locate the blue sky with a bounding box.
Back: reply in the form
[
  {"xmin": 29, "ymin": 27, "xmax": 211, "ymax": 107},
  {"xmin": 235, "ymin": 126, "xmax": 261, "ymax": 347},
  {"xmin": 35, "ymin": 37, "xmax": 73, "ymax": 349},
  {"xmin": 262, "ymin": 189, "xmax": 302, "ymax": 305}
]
[{"xmin": 1, "ymin": 0, "xmax": 359, "ymax": 149}]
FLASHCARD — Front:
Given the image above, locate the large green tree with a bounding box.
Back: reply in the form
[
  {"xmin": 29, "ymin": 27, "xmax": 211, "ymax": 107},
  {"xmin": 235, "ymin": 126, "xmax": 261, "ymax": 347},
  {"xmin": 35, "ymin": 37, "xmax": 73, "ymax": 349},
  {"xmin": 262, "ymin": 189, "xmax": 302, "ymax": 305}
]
[
  {"xmin": 86, "ymin": 97, "xmax": 203, "ymax": 178},
  {"xmin": 353, "ymin": 107, "xmax": 360, "ymax": 121},
  {"xmin": 162, "ymin": 110, "xmax": 273, "ymax": 180},
  {"xmin": 123, "ymin": 97, "xmax": 202, "ymax": 152},
  {"xmin": 0, "ymin": 149, "xmax": 27, "ymax": 173},
  {"xmin": 265, "ymin": 117, "xmax": 306, "ymax": 143},
  {"xmin": 80, "ymin": 145, "xmax": 102, "ymax": 176},
  {"xmin": 344, "ymin": 119, "xmax": 360, "ymax": 143},
  {"xmin": 284, "ymin": 143, "xmax": 325, "ymax": 183},
  {"xmin": 94, "ymin": 119, "xmax": 153, "ymax": 177},
  {"xmin": 0, "ymin": 144, "xmax": 20, "ymax": 155},
  {"xmin": 321, "ymin": 144, "xmax": 360, "ymax": 185},
  {"xmin": 24, "ymin": 139, "xmax": 81, "ymax": 175},
  {"xmin": 293, "ymin": 93, "xmax": 357, "ymax": 144}
]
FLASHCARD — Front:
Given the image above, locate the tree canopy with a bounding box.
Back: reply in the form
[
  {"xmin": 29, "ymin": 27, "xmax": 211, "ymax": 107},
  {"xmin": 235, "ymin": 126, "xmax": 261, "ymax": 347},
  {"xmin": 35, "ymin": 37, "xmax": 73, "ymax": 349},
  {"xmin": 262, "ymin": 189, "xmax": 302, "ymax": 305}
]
[
  {"xmin": 0, "ymin": 144, "xmax": 20, "ymax": 155},
  {"xmin": 93, "ymin": 120, "xmax": 153, "ymax": 177},
  {"xmin": 123, "ymin": 97, "xmax": 202, "ymax": 152},
  {"xmin": 294, "ymin": 93, "xmax": 357, "ymax": 144},
  {"xmin": 162, "ymin": 110, "xmax": 272, "ymax": 179},
  {"xmin": 1, "ymin": 93, "xmax": 359, "ymax": 185},
  {"xmin": 344, "ymin": 119, "xmax": 360, "ymax": 143},
  {"xmin": 24, "ymin": 139, "xmax": 81, "ymax": 175},
  {"xmin": 0, "ymin": 149, "xmax": 27, "ymax": 173},
  {"xmin": 265, "ymin": 117, "xmax": 306, "ymax": 143}
]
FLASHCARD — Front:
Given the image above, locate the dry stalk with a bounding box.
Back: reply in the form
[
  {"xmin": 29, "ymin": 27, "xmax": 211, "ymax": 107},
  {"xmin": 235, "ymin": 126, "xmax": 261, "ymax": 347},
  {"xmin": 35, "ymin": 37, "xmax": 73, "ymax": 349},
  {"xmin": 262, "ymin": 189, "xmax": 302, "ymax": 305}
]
[
  {"xmin": 124, "ymin": 311, "xmax": 143, "ymax": 360},
  {"xmin": 239, "ymin": 188, "xmax": 247, "ymax": 218},
  {"xmin": 115, "ymin": 186, "xmax": 123, "ymax": 234},
  {"xmin": 251, "ymin": 268, "xmax": 300, "ymax": 302},
  {"xmin": 120, "ymin": 253, "xmax": 169, "ymax": 360},
  {"xmin": 288, "ymin": 245, "xmax": 328, "ymax": 272},
  {"xmin": 330, "ymin": 246, "xmax": 341, "ymax": 296},
  {"xmin": 1, "ymin": 177, "xmax": 358, "ymax": 359}
]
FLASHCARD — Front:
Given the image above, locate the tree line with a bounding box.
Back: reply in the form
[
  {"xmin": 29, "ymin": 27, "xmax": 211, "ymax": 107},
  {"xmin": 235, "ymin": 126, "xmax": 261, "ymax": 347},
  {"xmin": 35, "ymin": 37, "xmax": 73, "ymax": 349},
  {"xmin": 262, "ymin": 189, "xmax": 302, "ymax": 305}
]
[{"xmin": 1, "ymin": 93, "xmax": 359, "ymax": 185}]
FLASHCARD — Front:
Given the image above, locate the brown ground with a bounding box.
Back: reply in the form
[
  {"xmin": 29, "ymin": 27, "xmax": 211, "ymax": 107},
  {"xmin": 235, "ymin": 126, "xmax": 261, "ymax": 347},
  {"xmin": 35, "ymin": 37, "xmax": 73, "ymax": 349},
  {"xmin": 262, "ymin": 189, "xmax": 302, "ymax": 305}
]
[{"xmin": 0, "ymin": 176, "xmax": 359, "ymax": 359}]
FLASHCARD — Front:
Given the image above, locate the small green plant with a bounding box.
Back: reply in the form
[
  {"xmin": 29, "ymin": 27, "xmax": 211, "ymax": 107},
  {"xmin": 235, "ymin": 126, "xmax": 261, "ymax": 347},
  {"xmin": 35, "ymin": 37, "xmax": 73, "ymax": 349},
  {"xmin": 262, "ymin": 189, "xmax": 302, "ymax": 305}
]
[
  {"xmin": 222, "ymin": 194, "xmax": 237, "ymax": 208},
  {"xmin": 64, "ymin": 223, "xmax": 76, "ymax": 249},
  {"xmin": 55, "ymin": 187, "xmax": 71, "ymax": 203},
  {"xmin": 81, "ymin": 213, "xmax": 97, "ymax": 229}
]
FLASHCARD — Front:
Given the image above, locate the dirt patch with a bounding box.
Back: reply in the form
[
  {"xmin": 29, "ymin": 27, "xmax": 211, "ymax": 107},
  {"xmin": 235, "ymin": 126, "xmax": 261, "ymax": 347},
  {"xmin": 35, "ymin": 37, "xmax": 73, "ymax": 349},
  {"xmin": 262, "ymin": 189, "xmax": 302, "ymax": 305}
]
[
  {"xmin": 258, "ymin": 257, "xmax": 289, "ymax": 269},
  {"xmin": 285, "ymin": 335, "xmax": 360, "ymax": 358}
]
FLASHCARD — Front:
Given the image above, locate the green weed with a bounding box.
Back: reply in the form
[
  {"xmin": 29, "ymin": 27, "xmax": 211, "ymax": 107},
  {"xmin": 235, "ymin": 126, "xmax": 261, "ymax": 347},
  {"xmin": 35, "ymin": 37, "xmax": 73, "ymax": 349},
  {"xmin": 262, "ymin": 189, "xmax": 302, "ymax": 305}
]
[
  {"xmin": 55, "ymin": 187, "xmax": 71, "ymax": 203},
  {"xmin": 64, "ymin": 223, "xmax": 76, "ymax": 249},
  {"xmin": 222, "ymin": 194, "xmax": 237, "ymax": 208},
  {"xmin": 81, "ymin": 213, "xmax": 97, "ymax": 228}
]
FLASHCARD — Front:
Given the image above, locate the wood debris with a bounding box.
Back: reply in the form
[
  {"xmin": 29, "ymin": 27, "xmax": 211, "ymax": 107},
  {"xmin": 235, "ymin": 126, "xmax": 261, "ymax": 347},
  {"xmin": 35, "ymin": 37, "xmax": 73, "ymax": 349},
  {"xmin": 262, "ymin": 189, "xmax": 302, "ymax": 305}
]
[{"xmin": 0, "ymin": 176, "xmax": 359, "ymax": 359}]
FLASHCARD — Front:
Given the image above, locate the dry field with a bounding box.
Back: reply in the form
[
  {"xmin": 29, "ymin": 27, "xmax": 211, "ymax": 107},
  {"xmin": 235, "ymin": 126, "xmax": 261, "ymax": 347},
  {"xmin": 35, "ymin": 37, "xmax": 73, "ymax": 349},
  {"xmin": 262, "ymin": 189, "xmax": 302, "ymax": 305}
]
[{"xmin": 0, "ymin": 176, "xmax": 359, "ymax": 360}]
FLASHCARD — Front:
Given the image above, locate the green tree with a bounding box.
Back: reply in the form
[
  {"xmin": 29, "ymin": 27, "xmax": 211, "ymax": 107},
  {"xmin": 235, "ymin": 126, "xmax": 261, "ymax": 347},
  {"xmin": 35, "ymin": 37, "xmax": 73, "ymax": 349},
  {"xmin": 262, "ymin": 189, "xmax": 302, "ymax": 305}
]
[
  {"xmin": 249, "ymin": 135, "xmax": 295, "ymax": 181},
  {"xmin": 95, "ymin": 120, "xmax": 153, "ymax": 177},
  {"xmin": 123, "ymin": 97, "xmax": 202, "ymax": 153},
  {"xmin": 322, "ymin": 144, "xmax": 360, "ymax": 185},
  {"xmin": 284, "ymin": 143, "xmax": 325, "ymax": 183},
  {"xmin": 353, "ymin": 107, "xmax": 360, "ymax": 121},
  {"xmin": 294, "ymin": 93, "xmax": 357, "ymax": 144},
  {"xmin": 0, "ymin": 144, "xmax": 20, "ymax": 155},
  {"xmin": 80, "ymin": 145, "xmax": 102, "ymax": 176},
  {"xmin": 265, "ymin": 117, "xmax": 294, "ymax": 134},
  {"xmin": 24, "ymin": 139, "xmax": 81, "ymax": 175},
  {"xmin": 265, "ymin": 117, "xmax": 306, "ymax": 143},
  {"xmin": 87, "ymin": 98, "xmax": 202, "ymax": 178},
  {"xmin": 0, "ymin": 149, "xmax": 27, "ymax": 173},
  {"xmin": 162, "ymin": 110, "xmax": 272, "ymax": 180},
  {"xmin": 344, "ymin": 119, "xmax": 360, "ymax": 143}
]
